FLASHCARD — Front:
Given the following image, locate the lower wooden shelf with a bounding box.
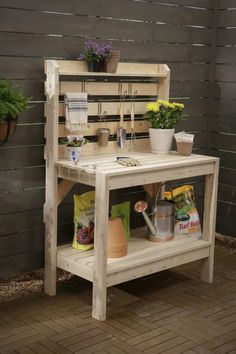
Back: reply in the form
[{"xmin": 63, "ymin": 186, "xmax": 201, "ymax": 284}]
[{"xmin": 57, "ymin": 234, "xmax": 210, "ymax": 287}]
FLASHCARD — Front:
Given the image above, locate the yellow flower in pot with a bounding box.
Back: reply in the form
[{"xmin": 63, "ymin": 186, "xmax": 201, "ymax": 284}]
[{"xmin": 144, "ymin": 100, "xmax": 185, "ymax": 154}]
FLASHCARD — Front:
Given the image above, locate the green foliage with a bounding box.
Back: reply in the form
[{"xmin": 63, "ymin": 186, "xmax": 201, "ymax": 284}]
[
  {"xmin": 0, "ymin": 80, "xmax": 30, "ymax": 122},
  {"xmin": 60, "ymin": 135, "xmax": 88, "ymax": 147}
]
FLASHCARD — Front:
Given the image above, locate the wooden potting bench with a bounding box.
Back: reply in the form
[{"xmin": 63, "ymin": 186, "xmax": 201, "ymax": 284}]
[{"xmin": 44, "ymin": 60, "xmax": 219, "ymax": 321}]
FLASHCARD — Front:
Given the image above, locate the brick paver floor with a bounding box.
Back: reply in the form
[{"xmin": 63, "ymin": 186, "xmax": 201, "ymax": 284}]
[{"xmin": 0, "ymin": 243, "xmax": 235, "ymax": 354}]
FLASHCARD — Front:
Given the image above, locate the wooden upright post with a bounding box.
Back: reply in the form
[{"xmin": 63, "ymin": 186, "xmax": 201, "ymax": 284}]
[
  {"xmin": 44, "ymin": 60, "xmax": 59, "ymax": 296},
  {"xmin": 158, "ymin": 64, "xmax": 170, "ymax": 100},
  {"xmin": 92, "ymin": 173, "xmax": 109, "ymax": 320},
  {"xmin": 201, "ymin": 159, "xmax": 219, "ymax": 283}
]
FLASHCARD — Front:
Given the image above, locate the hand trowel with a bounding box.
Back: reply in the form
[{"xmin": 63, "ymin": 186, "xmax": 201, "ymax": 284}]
[{"xmin": 117, "ymin": 93, "xmax": 126, "ymax": 148}]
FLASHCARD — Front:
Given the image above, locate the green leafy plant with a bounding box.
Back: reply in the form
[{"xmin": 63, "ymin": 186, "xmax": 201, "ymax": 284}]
[
  {"xmin": 60, "ymin": 135, "xmax": 88, "ymax": 147},
  {"xmin": 144, "ymin": 100, "xmax": 184, "ymax": 129},
  {"xmin": 0, "ymin": 80, "xmax": 30, "ymax": 123}
]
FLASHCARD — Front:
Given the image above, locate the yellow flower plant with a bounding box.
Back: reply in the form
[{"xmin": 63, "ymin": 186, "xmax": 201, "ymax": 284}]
[{"xmin": 144, "ymin": 99, "xmax": 185, "ymax": 129}]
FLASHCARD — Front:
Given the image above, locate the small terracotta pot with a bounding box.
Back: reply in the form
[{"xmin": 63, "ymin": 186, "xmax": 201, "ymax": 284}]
[
  {"xmin": 107, "ymin": 51, "xmax": 120, "ymax": 73},
  {"xmin": 107, "ymin": 217, "xmax": 128, "ymax": 258}
]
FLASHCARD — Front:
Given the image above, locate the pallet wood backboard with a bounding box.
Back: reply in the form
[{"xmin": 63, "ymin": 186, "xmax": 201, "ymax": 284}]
[{"xmin": 44, "ymin": 60, "xmax": 170, "ymax": 157}]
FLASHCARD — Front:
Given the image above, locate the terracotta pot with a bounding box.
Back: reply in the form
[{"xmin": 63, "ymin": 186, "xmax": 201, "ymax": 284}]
[
  {"xmin": 0, "ymin": 118, "xmax": 17, "ymax": 143},
  {"xmin": 107, "ymin": 217, "xmax": 128, "ymax": 258},
  {"xmin": 107, "ymin": 50, "xmax": 120, "ymax": 73}
]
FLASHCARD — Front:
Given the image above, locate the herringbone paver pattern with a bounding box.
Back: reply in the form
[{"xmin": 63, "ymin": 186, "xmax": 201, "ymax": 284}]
[{"xmin": 0, "ymin": 244, "xmax": 236, "ymax": 354}]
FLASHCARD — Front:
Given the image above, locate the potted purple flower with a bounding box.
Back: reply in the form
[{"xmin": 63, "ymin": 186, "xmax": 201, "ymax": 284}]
[{"xmin": 79, "ymin": 40, "xmax": 112, "ymax": 72}]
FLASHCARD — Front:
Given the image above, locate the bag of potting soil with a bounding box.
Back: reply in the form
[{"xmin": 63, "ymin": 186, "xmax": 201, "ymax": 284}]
[
  {"xmin": 165, "ymin": 185, "xmax": 202, "ymax": 239},
  {"xmin": 72, "ymin": 191, "xmax": 95, "ymax": 251}
]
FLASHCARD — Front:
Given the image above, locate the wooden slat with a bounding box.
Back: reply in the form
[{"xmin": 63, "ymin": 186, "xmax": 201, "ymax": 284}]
[
  {"xmin": 218, "ymin": 9, "xmax": 236, "ymax": 27},
  {"xmin": 3, "ymin": 124, "xmax": 44, "ymax": 147},
  {"xmin": 58, "ymin": 98, "xmax": 209, "ymax": 118},
  {"xmin": 214, "ymin": 83, "xmax": 236, "ymax": 100},
  {"xmin": 17, "ymin": 103, "xmax": 44, "ymax": 124},
  {"xmin": 0, "ymin": 222, "xmax": 76, "ymax": 260},
  {"xmin": 219, "ymin": 0, "xmax": 236, "ymax": 8},
  {"xmin": 0, "ymin": 189, "xmax": 45, "ymax": 214},
  {"xmin": 58, "ymin": 120, "xmax": 149, "ymax": 138},
  {"xmin": 60, "ymin": 82, "xmax": 159, "ymax": 96},
  {"xmin": 0, "ymin": 33, "xmax": 210, "ymax": 63},
  {"xmin": 216, "ymin": 64, "xmax": 236, "ymax": 82},
  {"xmin": 0, "ymin": 167, "xmax": 45, "ymax": 192},
  {"xmin": 57, "ymin": 237, "xmax": 211, "ymax": 288},
  {"xmin": 0, "ymin": 250, "xmax": 45, "ymax": 279},
  {"xmin": 0, "ymin": 1, "xmax": 213, "ymax": 25},
  {"xmin": 0, "ymin": 57, "xmax": 210, "ymax": 82},
  {"xmin": 58, "ymin": 131, "xmax": 208, "ymax": 159},
  {"xmin": 0, "ymin": 8, "xmax": 211, "ymax": 45},
  {"xmin": 57, "ymin": 61, "xmax": 168, "ymax": 77},
  {"xmin": 216, "ymin": 46, "xmax": 236, "ymax": 64},
  {"xmin": 0, "ymin": 203, "xmax": 74, "ymax": 237},
  {"xmin": 217, "ymin": 28, "xmax": 236, "ymax": 46},
  {"xmin": 0, "ymin": 146, "xmax": 44, "ymax": 169}
]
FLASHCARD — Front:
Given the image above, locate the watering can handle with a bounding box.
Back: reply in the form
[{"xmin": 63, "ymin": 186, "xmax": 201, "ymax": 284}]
[{"xmin": 154, "ymin": 182, "xmax": 174, "ymax": 208}]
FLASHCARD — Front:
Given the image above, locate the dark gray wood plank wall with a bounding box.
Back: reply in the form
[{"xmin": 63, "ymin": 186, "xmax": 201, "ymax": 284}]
[
  {"xmin": 0, "ymin": 0, "xmax": 219, "ymax": 278},
  {"xmin": 214, "ymin": 5, "xmax": 236, "ymax": 237}
]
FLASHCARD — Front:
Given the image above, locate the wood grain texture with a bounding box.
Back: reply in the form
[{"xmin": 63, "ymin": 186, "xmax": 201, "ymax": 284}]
[
  {"xmin": 0, "ymin": 32, "xmax": 210, "ymax": 63},
  {"xmin": 0, "ymin": 7, "xmax": 211, "ymax": 45},
  {"xmin": 0, "ymin": 1, "xmax": 213, "ymax": 25}
]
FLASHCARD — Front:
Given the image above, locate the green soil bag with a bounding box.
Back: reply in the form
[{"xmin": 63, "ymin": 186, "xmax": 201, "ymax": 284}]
[{"xmin": 111, "ymin": 201, "xmax": 130, "ymax": 240}]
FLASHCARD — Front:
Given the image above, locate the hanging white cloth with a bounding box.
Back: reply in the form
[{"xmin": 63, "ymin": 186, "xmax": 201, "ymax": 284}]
[{"xmin": 65, "ymin": 92, "xmax": 88, "ymax": 132}]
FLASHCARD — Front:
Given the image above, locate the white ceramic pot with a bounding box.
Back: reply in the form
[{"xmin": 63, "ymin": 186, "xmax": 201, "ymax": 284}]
[
  {"xmin": 149, "ymin": 128, "xmax": 175, "ymax": 154},
  {"xmin": 67, "ymin": 146, "xmax": 82, "ymax": 163}
]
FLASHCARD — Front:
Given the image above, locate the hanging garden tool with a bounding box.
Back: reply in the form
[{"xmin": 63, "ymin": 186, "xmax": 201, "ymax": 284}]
[
  {"xmin": 117, "ymin": 90, "xmax": 127, "ymax": 148},
  {"xmin": 97, "ymin": 101, "xmax": 110, "ymax": 147},
  {"xmin": 129, "ymin": 90, "xmax": 137, "ymax": 151}
]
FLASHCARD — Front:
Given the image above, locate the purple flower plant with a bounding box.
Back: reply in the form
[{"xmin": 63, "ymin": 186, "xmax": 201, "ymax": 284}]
[{"xmin": 79, "ymin": 40, "xmax": 112, "ymax": 62}]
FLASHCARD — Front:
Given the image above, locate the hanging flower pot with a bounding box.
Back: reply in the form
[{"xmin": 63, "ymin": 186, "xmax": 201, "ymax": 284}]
[
  {"xmin": 0, "ymin": 80, "xmax": 30, "ymax": 144},
  {"xmin": 0, "ymin": 117, "xmax": 17, "ymax": 143}
]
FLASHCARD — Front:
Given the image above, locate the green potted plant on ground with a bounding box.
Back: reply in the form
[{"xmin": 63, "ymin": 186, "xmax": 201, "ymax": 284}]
[
  {"xmin": 60, "ymin": 135, "xmax": 88, "ymax": 164},
  {"xmin": 0, "ymin": 80, "xmax": 30, "ymax": 143},
  {"xmin": 144, "ymin": 99, "xmax": 184, "ymax": 154}
]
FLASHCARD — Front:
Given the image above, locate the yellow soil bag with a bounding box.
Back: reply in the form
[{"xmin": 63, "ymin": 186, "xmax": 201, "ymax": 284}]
[
  {"xmin": 72, "ymin": 191, "xmax": 95, "ymax": 251},
  {"xmin": 165, "ymin": 185, "xmax": 202, "ymax": 239}
]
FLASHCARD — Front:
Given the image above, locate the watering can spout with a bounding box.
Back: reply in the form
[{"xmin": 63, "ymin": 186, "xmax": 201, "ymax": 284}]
[{"xmin": 134, "ymin": 201, "xmax": 156, "ymax": 235}]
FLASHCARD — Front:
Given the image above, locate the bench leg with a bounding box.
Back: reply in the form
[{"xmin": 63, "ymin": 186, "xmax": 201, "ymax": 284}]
[
  {"xmin": 92, "ymin": 173, "xmax": 109, "ymax": 321},
  {"xmin": 200, "ymin": 160, "xmax": 219, "ymax": 283},
  {"xmin": 44, "ymin": 201, "xmax": 58, "ymax": 295}
]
